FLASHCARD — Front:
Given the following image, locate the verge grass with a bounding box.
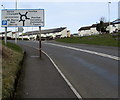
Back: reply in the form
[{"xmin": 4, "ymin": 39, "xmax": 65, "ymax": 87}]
[
  {"xmin": 56, "ymin": 33, "xmax": 120, "ymax": 47},
  {"xmin": 2, "ymin": 41, "xmax": 23, "ymax": 99}
]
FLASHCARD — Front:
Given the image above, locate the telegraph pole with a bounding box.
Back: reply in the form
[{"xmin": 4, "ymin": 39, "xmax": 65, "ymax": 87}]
[
  {"xmin": 1, "ymin": 5, "xmax": 7, "ymax": 45},
  {"xmin": 15, "ymin": 0, "xmax": 18, "ymax": 44}
]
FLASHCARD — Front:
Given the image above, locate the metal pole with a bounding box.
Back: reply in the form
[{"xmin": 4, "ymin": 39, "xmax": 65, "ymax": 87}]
[
  {"xmin": 22, "ymin": 32, "xmax": 23, "ymax": 40},
  {"xmin": 5, "ymin": 27, "xmax": 7, "ymax": 45},
  {"xmin": 32, "ymin": 27, "xmax": 33, "ymax": 41},
  {"xmin": 39, "ymin": 26, "xmax": 41, "ymax": 58},
  {"xmin": 15, "ymin": 0, "xmax": 17, "ymax": 44},
  {"xmin": 108, "ymin": 2, "xmax": 111, "ymax": 33}
]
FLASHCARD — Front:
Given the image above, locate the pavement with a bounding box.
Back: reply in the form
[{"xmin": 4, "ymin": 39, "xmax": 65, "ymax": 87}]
[{"xmin": 15, "ymin": 43, "xmax": 78, "ymax": 98}]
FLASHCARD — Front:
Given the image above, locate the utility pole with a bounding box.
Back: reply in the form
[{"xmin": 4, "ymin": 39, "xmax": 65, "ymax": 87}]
[
  {"xmin": 1, "ymin": 5, "xmax": 7, "ymax": 45},
  {"xmin": 15, "ymin": 0, "xmax": 18, "ymax": 44},
  {"xmin": 1, "ymin": 5, "xmax": 5, "ymax": 9},
  {"xmin": 108, "ymin": 2, "xmax": 111, "ymax": 33}
]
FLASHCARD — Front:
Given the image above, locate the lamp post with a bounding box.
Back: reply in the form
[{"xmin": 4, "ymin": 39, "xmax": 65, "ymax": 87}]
[
  {"xmin": 1, "ymin": 5, "xmax": 7, "ymax": 45},
  {"xmin": 108, "ymin": 2, "xmax": 111, "ymax": 33},
  {"xmin": 1, "ymin": 5, "xmax": 5, "ymax": 9},
  {"xmin": 15, "ymin": 0, "xmax": 17, "ymax": 42}
]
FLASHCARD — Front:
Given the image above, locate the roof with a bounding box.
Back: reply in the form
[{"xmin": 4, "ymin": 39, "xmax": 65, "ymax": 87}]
[
  {"xmin": 22, "ymin": 27, "xmax": 66, "ymax": 36},
  {"xmin": 0, "ymin": 31, "xmax": 11, "ymax": 34},
  {"xmin": 112, "ymin": 19, "xmax": 120, "ymax": 24},
  {"xmin": 78, "ymin": 26, "xmax": 92, "ymax": 31},
  {"xmin": 78, "ymin": 22, "xmax": 114, "ymax": 31},
  {"xmin": 12, "ymin": 32, "xmax": 18, "ymax": 34}
]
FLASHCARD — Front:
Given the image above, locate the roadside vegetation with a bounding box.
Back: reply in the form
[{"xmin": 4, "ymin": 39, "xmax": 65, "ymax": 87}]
[
  {"xmin": 2, "ymin": 41, "xmax": 23, "ymax": 99},
  {"xmin": 56, "ymin": 33, "xmax": 120, "ymax": 47}
]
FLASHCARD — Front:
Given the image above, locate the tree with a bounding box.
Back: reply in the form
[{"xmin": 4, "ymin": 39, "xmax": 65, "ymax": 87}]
[{"xmin": 96, "ymin": 17, "xmax": 108, "ymax": 34}]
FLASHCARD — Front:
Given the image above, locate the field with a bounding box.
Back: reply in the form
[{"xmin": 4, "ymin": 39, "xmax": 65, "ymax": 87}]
[{"xmin": 56, "ymin": 33, "xmax": 120, "ymax": 47}]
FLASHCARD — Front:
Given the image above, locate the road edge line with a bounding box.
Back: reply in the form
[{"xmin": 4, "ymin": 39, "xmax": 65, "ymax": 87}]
[
  {"xmin": 44, "ymin": 43, "xmax": 119, "ymax": 61},
  {"xmin": 42, "ymin": 50, "xmax": 82, "ymax": 99},
  {"xmin": 21, "ymin": 43, "xmax": 82, "ymax": 98}
]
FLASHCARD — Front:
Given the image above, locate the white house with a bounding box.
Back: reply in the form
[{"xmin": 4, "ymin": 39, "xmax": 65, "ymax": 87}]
[
  {"xmin": 78, "ymin": 19, "xmax": 120, "ymax": 36},
  {"xmin": 0, "ymin": 31, "xmax": 12, "ymax": 39},
  {"xmin": 12, "ymin": 32, "xmax": 20, "ymax": 39},
  {"xmin": 78, "ymin": 26, "xmax": 93, "ymax": 36},
  {"xmin": 20, "ymin": 27, "xmax": 68, "ymax": 40}
]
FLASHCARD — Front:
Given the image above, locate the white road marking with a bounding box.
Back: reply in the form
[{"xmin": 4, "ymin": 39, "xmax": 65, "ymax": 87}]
[
  {"xmin": 42, "ymin": 50, "xmax": 82, "ymax": 99},
  {"xmin": 22, "ymin": 44, "xmax": 82, "ymax": 99},
  {"xmin": 44, "ymin": 43, "xmax": 120, "ymax": 61}
]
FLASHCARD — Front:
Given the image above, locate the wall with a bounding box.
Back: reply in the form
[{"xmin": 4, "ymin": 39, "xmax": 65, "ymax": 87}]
[{"xmin": 61, "ymin": 28, "xmax": 68, "ymax": 38}]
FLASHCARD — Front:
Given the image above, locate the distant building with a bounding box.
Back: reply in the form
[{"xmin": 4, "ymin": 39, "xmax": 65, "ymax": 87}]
[
  {"xmin": 67, "ymin": 30, "xmax": 71, "ymax": 37},
  {"xmin": 72, "ymin": 33, "xmax": 79, "ymax": 37},
  {"xmin": 78, "ymin": 19, "xmax": 120, "ymax": 36},
  {"xmin": 19, "ymin": 27, "xmax": 68, "ymax": 40},
  {"xmin": 78, "ymin": 25, "xmax": 99, "ymax": 36},
  {"xmin": 112, "ymin": 19, "xmax": 120, "ymax": 32},
  {"xmin": 0, "ymin": 31, "xmax": 12, "ymax": 40}
]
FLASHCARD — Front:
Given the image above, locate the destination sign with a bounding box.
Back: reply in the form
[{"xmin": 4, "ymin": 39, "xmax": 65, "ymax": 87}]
[{"xmin": 1, "ymin": 9, "xmax": 44, "ymax": 27}]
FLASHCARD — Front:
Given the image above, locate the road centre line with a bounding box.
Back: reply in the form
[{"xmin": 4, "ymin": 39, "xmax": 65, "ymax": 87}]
[
  {"xmin": 44, "ymin": 43, "xmax": 120, "ymax": 61},
  {"xmin": 22, "ymin": 44, "xmax": 82, "ymax": 99}
]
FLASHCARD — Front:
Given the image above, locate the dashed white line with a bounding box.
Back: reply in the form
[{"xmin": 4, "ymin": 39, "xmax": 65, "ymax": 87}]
[{"xmin": 44, "ymin": 43, "xmax": 120, "ymax": 61}]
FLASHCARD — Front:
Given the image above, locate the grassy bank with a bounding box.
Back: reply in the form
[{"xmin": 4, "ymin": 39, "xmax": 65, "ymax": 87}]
[
  {"xmin": 2, "ymin": 41, "xmax": 23, "ymax": 99},
  {"xmin": 56, "ymin": 33, "xmax": 120, "ymax": 47}
]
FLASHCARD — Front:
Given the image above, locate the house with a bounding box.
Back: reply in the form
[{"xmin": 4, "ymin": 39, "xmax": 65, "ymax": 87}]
[
  {"xmin": 67, "ymin": 30, "xmax": 71, "ymax": 37},
  {"xmin": 78, "ymin": 26, "xmax": 92, "ymax": 36},
  {"xmin": 20, "ymin": 27, "xmax": 68, "ymax": 40},
  {"xmin": 78, "ymin": 19, "xmax": 120, "ymax": 36},
  {"xmin": 0, "ymin": 31, "xmax": 12, "ymax": 40},
  {"xmin": 112, "ymin": 19, "xmax": 120, "ymax": 32},
  {"xmin": 12, "ymin": 32, "xmax": 20, "ymax": 39}
]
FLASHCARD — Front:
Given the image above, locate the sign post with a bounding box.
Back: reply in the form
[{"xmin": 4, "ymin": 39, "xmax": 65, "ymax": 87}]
[
  {"xmin": 39, "ymin": 26, "xmax": 41, "ymax": 58},
  {"xmin": 1, "ymin": 9, "xmax": 44, "ymax": 58},
  {"xmin": 5, "ymin": 27, "xmax": 7, "ymax": 45}
]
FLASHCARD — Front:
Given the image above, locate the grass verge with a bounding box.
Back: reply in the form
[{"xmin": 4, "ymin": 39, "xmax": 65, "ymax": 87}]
[
  {"xmin": 56, "ymin": 33, "xmax": 120, "ymax": 47},
  {"xmin": 2, "ymin": 41, "xmax": 23, "ymax": 99}
]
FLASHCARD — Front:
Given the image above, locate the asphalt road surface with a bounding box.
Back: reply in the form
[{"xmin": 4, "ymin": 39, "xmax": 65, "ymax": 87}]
[{"xmin": 15, "ymin": 40, "xmax": 119, "ymax": 98}]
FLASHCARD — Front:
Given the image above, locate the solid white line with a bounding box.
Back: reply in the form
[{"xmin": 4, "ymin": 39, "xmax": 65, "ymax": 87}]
[
  {"xmin": 42, "ymin": 50, "xmax": 82, "ymax": 99},
  {"xmin": 44, "ymin": 43, "xmax": 120, "ymax": 61},
  {"xmin": 22, "ymin": 44, "xmax": 82, "ymax": 98}
]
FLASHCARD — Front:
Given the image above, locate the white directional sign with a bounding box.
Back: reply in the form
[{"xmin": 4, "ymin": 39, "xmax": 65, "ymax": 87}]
[{"xmin": 1, "ymin": 9, "xmax": 44, "ymax": 27}]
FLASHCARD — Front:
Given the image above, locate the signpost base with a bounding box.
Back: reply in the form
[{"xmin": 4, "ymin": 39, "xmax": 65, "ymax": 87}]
[
  {"xmin": 39, "ymin": 26, "xmax": 41, "ymax": 58},
  {"xmin": 5, "ymin": 27, "xmax": 7, "ymax": 45}
]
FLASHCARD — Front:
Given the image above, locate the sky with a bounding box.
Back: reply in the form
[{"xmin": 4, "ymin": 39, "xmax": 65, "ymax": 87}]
[{"xmin": 0, "ymin": 0, "xmax": 119, "ymax": 34}]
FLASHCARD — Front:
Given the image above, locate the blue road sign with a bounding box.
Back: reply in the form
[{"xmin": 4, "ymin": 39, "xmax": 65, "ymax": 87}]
[{"xmin": 2, "ymin": 20, "xmax": 7, "ymax": 26}]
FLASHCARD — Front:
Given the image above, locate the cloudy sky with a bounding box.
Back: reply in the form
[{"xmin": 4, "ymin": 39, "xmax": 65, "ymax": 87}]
[{"xmin": 0, "ymin": 0, "xmax": 119, "ymax": 34}]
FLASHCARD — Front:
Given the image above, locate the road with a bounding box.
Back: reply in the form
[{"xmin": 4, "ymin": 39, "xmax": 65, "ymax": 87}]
[{"xmin": 16, "ymin": 40, "xmax": 119, "ymax": 98}]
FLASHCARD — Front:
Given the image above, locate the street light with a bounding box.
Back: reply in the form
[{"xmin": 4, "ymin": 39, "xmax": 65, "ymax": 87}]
[
  {"xmin": 15, "ymin": 0, "xmax": 18, "ymax": 44},
  {"xmin": 1, "ymin": 5, "xmax": 5, "ymax": 9},
  {"xmin": 1, "ymin": 5, "xmax": 7, "ymax": 45},
  {"xmin": 108, "ymin": 2, "xmax": 111, "ymax": 33}
]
